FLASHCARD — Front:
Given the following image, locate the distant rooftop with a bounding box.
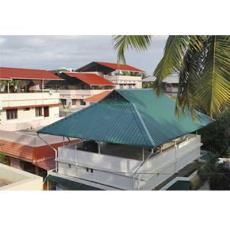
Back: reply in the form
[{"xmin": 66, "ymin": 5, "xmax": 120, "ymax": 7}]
[
  {"xmin": 0, "ymin": 129, "xmax": 72, "ymax": 147},
  {"xmin": 142, "ymin": 74, "xmax": 179, "ymax": 83},
  {"xmin": 0, "ymin": 67, "xmax": 62, "ymax": 81},
  {"xmin": 162, "ymin": 73, "xmax": 179, "ymax": 84},
  {"xmin": 142, "ymin": 76, "xmax": 156, "ymax": 82},
  {"xmin": 0, "ymin": 163, "xmax": 43, "ymax": 190},
  {"xmin": 76, "ymin": 61, "xmax": 144, "ymax": 74},
  {"xmin": 62, "ymin": 72, "xmax": 114, "ymax": 86},
  {"xmin": 85, "ymin": 91, "xmax": 112, "ymax": 103}
]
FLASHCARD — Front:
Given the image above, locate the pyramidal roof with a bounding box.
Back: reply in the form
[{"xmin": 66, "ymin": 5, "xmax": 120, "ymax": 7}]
[{"xmin": 38, "ymin": 89, "xmax": 213, "ymax": 147}]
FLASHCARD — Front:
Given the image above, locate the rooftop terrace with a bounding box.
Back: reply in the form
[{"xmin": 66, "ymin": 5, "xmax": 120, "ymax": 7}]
[{"xmin": 0, "ymin": 163, "xmax": 43, "ymax": 190}]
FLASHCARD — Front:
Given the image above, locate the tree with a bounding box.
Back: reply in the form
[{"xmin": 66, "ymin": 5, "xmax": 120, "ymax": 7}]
[
  {"xmin": 113, "ymin": 35, "xmax": 230, "ymax": 118},
  {"xmin": 199, "ymin": 106, "xmax": 230, "ymax": 156}
]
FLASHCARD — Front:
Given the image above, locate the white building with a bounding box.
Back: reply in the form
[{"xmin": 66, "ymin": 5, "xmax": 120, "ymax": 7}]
[
  {"xmin": 76, "ymin": 61, "xmax": 144, "ymax": 89},
  {"xmin": 46, "ymin": 71, "xmax": 114, "ymax": 112},
  {"xmin": 162, "ymin": 73, "xmax": 179, "ymax": 96},
  {"xmin": 38, "ymin": 89, "xmax": 213, "ymax": 190},
  {"xmin": 0, "ymin": 67, "xmax": 62, "ymax": 131}
]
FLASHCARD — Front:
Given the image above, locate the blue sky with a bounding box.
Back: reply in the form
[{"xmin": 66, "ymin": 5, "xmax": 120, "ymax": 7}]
[{"xmin": 0, "ymin": 35, "xmax": 167, "ymax": 75}]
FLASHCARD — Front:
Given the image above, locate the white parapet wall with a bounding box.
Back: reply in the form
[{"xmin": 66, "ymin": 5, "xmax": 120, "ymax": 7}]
[
  {"xmin": 58, "ymin": 89, "xmax": 108, "ymax": 99},
  {"xmin": 0, "ymin": 92, "xmax": 60, "ymax": 109},
  {"xmin": 0, "ymin": 163, "xmax": 43, "ymax": 190},
  {"xmin": 136, "ymin": 135, "xmax": 202, "ymax": 190},
  {"xmin": 54, "ymin": 135, "xmax": 201, "ymax": 190},
  {"xmin": 104, "ymin": 75, "xmax": 142, "ymax": 89}
]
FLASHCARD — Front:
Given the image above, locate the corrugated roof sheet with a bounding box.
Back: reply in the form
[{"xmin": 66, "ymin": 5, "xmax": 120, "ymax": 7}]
[
  {"xmin": 38, "ymin": 89, "xmax": 213, "ymax": 147},
  {"xmin": 0, "ymin": 67, "xmax": 62, "ymax": 80},
  {"xmin": 96, "ymin": 62, "xmax": 144, "ymax": 72},
  {"xmin": 63, "ymin": 72, "xmax": 114, "ymax": 86},
  {"xmin": 85, "ymin": 91, "xmax": 112, "ymax": 103}
]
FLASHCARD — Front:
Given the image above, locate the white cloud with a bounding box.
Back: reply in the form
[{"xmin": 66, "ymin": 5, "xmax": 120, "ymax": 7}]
[{"xmin": 0, "ymin": 35, "xmax": 167, "ymax": 74}]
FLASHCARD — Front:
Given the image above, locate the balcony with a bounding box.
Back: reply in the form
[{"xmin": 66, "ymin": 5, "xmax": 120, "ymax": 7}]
[
  {"xmin": 57, "ymin": 89, "xmax": 107, "ymax": 99},
  {"xmin": 0, "ymin": 92, "xmax": 60, "ymax": 109},
  {"xmin": 54, "ymin": 134, "xmax": 201, "ymax": 190}
]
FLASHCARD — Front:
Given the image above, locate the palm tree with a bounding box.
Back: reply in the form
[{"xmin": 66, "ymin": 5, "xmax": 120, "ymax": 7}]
[{"xmin": 113, "ymin": 35, "xmax": 230, "ymax": 118}]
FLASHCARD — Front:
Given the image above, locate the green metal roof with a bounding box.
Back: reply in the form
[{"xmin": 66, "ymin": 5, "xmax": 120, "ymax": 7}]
[{"xmin": 38, "ymin": 89, "xmax": 213, "ymax": 147}]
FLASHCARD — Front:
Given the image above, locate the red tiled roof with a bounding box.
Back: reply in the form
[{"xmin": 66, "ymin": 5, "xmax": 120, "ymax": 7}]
[
  {"xmin": 34, "ymin": 158, "xmax": 55, "ymax": 171},
  {"xmin": 96, "ymin": 62, "xmax": 144, "ymax": 72},
  {"xmin": 64, "ymin": 72, "xmax": 114, "ymax": 86},
  {"xmin": 0, "ymin": 139, "xmax": 79, "ymax": 164},
  {"xmin": 0, "ymin": 67, "xmax": 62, "ymax": 80},
  {"xmin": 85, "ymin": 91, "xmax": 112, "ymax": 103}
]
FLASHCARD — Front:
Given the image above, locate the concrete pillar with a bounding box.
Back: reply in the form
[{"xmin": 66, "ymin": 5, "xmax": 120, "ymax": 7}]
[{"xmin": 35, "ymin": 166, "xmax": 40, "ymax": 176}]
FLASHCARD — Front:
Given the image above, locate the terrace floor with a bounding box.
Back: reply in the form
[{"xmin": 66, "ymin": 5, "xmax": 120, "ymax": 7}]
[
  {"xmin": 74, "ymin": 142, "xmax": 149, "ymax": 161},
  {"xmin": 0, "ymin": 178, "xmax": 10, "ymax": 187}
]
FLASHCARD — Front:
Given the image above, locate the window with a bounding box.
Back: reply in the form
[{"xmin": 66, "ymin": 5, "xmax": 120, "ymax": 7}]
[
  {"xmin": 86, "ymin": 168, "xmax": 94, "ymax": 173},
  {"xmin": 6, "ymin": 109, "xmax": 18, "ymax": 120},
  {"xmin": 60, "ymin": 99, "xmax": 66, "ymax": 106},
  {"xmin": 43, "ymin": 106, "xmax": 49, "ymax": 117},
  {"xmin": 80, "ymin": 99, "xmax": 86, "ymax": 106},
  {"xmin": 35, "ymin": 107, "xmax": 43, "ymax": 117},
  {"xmin": 72, "ymin": 99, "xmax": 77, "ymax": 105}
]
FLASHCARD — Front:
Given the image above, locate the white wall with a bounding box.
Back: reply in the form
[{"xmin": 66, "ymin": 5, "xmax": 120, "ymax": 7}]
[
  {"xmin": 0, "ymin": 92, "xmax": 60, "ymax": 131},
  {"xmin": 55, "ymin": 135, "xmax": 201, "ymax": 190},
  {"xmin": 105, "ymin": 75, "xmax": 142, "ymax": 89}
]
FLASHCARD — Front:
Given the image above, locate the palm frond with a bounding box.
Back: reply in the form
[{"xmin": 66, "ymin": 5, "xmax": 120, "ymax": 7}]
[
  {"xmin": 194, "ymin": 36, "xmax": 230, "ymax": 117},
  {"xmin": 153, "ymin": 35, "xmax": 205, "ymax": 95},
  {"xmin": 113, "ymin": 35, "xmax": 152, "ymax": 64},
  {"xmin": 175, "ymin": 36, "xmax": 207, "ymax": 116}
]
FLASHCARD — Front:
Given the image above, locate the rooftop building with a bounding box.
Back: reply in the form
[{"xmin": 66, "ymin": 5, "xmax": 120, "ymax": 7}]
[
  {"xmin": 38, "ymin": 89, "xmax": 213, "ymax": 190},
  {"xmin": 0, "ymin": 67, "xmax": 62, "ymax": 131},
  {"xmin": 77, "ymin": 61, "xmax": 144, "ymax": 89}
]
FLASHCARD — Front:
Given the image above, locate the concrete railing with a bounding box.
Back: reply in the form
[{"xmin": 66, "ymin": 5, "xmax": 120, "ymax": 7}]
[
  {"xmin": 58, "ymin": 89, "xmax": 106, "ymax": 98},
  {"xmin": 58, "ymin": 147, "xmax": 141, "ymax": 174},
  {"xmin": 136, "ymin": 135, "xmax": 201, "ymax": 189},
  {"xmin": 0, "ymin": 92, "xmax": 60, "ymax": 108},
  {"xmin": 56, "ymin": 135, "xmax": 201, "ymax": 190}
]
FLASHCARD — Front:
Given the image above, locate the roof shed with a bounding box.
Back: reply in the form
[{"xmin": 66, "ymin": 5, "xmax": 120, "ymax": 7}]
[
  {"xmin": 0, "ymin": 67, "xmax": 62, "ymax": 81},
  {"xmin": 38, "ymin": 89, "xmax": 213, "ymax": 148},
  {"xmin": 76, "ymin": 61, "xmax": 144, "ymax": 74},
  {"xmin": 62, "ymin": 72, "xmax": 114, "ymax": 86}
]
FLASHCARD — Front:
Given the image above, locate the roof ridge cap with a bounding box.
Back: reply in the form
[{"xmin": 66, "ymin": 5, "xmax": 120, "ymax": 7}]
[{"xmin": 130, "ymin": 102, "xmax": 155, "ymax": 147}]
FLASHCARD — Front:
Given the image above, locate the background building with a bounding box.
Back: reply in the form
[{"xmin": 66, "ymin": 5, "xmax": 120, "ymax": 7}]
[
  {"xmin": 77, "ymin": 61, "xmax": 144, "ymax": 89},
  {"xmin": 47, "ymin": 71, "xmax": 114, "ymax": 112},
  {"xmin": 0, "ymin": 67, "xmax": 62, "ymax": 131}
]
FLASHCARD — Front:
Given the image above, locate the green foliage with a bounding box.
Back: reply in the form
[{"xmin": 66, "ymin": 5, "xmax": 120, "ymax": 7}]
[
  {"xmin": 199, "ymin": 106, "xmax": 230, "ymax": 156},
  {"xmin": 0, "ymin": 153, "xmax": 9, "ymax": 165},
  {"xmin": 113, "ymin": 35, "xmax": 230, "ymax": 118},
  {"xmin": 113, "ymin": 35, "xmax": 152, "ymax": 64},
  {"xmin": 199, "ymin": 160, "xmax": 230, "ymax": 190},
  {"xmin": 155, "ymin": 35, "xmax": 230, "ymax": 118},
  {"xmin": 143, "ymin": 82, "xmax": 155, "ymax": 89}
]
